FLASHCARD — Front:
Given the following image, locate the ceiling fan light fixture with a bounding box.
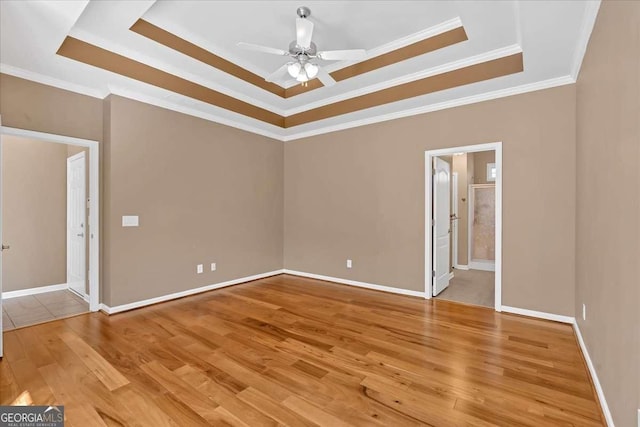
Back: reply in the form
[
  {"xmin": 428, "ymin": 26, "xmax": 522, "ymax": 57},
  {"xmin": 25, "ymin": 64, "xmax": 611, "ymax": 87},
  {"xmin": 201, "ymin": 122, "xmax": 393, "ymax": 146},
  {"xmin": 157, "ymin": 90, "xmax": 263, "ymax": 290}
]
[
  {"xmin": 304, "ymin": 63, "xmax": 318, "ymax": 78},
  {"xmin": 295, "ymin": 70, "xmax": 309, "ymax": 82},
  {"xmin": 287, "ymin": 62, "xmax": 302, "ymax": 78}
]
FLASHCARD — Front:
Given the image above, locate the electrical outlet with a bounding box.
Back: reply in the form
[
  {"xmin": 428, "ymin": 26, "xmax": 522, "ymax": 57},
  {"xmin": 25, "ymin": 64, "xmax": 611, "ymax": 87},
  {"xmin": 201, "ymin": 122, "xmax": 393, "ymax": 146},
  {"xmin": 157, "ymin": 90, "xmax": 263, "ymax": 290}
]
[
  {"xmin": 197, "ymin": 264, "xmax": 203, "ymax": 274},
  {"xmin": 582, "ymin": 304, "xmax": 586, "ymax": 321},
  {"xmin": 346, "ymin": 259, "xmax": 352, "ymax": 269},
  {"xmin": 211, "ymin": 262, "xmax": 216, "ymax": 272}
]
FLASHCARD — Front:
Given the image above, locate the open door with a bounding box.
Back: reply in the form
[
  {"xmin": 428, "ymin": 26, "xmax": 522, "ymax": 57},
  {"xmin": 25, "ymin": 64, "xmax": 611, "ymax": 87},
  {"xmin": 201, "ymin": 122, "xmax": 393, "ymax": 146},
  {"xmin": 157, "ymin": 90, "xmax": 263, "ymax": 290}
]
[
  {"xmin": 67, "ymin": 152, "xmax": 87, "ymax": 299},
  {"xmin": 433, "ymin": 157, "xmax": 451, "ymax": 296},
  {"xmin": 0, "ymin": 119, "xmax": 4, "ymax": 358}
]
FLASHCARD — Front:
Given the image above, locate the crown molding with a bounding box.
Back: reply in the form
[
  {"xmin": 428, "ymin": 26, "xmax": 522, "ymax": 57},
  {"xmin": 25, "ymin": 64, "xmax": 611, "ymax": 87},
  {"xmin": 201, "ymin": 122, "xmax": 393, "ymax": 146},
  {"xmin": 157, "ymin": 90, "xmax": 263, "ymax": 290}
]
[
  {"xmin": 283, "ymin": 44, "xmax": 523, "ymax": 116},
  {"xmin": 140, "ymin": 13, "xmax": 281, "ymax": 85},
  {"xmin": 67, "ymin": 28, "xmax": 287, "ymax": 115},
  {"xmin": 282, "ymin": 75, "xmax": 575, "ymax": 141},
  {"xmin": 1, "ymin": 63, "xmax": 575, "ymax": 143},
  {"xmin": 0, "ymin": 63, "xmax": 108, "ymax": 99},
  {"xmin": 107, "ymin": 85, "xmax": 283, "ymax": 141},
  {"xmin": 570, "ymin": 0, "xmax": 601, "ymax": 80},
  {"xmin": 281, "ymin": 17, "xmax": 465, "ymax": 89}
]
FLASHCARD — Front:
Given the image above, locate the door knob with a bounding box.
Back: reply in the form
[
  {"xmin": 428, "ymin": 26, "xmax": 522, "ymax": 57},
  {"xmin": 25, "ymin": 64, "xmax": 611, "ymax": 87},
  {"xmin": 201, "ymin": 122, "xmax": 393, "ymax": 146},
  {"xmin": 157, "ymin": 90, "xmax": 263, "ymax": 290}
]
[{"xmin": 1, "ymin": 244, "xmax": 10, "ymax": 251}]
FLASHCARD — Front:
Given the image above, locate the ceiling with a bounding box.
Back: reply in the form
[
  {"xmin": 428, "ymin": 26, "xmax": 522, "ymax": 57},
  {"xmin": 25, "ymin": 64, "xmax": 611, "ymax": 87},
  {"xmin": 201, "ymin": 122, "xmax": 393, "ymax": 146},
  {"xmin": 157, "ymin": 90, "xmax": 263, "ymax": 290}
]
[{"xmin": 0, "ymin": 1, "xmax": 600, "ymax": 141}]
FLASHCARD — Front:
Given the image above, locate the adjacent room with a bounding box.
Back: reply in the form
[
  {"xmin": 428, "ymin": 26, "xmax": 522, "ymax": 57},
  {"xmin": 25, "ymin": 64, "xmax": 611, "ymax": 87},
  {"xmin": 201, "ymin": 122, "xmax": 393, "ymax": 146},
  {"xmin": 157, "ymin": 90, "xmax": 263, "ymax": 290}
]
[
  {"xmin": 0, "ymin": 1, "xmax": 638, "ymax": 426},
  {"xmin": 432, "ymin": 149, "xmax": 497, "ymax": 309},
  {"xmin": 2, "ymin": 135, "xmax": 90, "ymax": 330}
]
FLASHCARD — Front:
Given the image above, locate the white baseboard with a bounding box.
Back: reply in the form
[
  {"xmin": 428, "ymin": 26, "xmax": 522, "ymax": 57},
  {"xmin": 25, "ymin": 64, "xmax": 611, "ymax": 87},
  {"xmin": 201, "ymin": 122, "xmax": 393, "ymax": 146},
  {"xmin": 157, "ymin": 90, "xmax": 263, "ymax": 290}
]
[
  {"xmin": 501, "ymin": 305, "xmax": 575, "ymax": 324},
  {"xmin": 469, "ymin": 260, "xmax": 496, "ymax": 272},
  {"xmin": 99, "ymin": 270, "xmax": 284, "ymax": 314},
  {"xmin": 448, "ymin": 271, "xmax": 455, "ymax": 280},
  {"xmin": 282, "ymin": 269, "xmax": 426, "ymax": 298},
  {"xmin": 454, "ymin": 264, "xmax": 469, "ymax": 270},
  {"xmin": 573, "ymin": 322, "xmax": 614, "ymax": 427},
  {"xmin": 2, "ymin": 283, "xmax": 69, "ymax": 299}
]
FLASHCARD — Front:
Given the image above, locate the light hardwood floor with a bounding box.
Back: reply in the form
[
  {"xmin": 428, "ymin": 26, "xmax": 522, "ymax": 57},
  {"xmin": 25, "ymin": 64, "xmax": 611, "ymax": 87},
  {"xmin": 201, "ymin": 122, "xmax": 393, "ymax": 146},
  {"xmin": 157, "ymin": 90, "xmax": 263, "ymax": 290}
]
[{"xmin": 0, "ymin": 274, "xmax": 603, "ymax": 426}]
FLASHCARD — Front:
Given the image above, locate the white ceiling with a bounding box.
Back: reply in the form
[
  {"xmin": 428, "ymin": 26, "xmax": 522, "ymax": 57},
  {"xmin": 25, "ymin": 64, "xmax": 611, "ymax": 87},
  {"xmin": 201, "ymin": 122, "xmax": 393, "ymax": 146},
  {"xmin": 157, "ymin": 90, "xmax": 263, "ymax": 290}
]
[{"xmin": 0, "ymin": 1, "xmax": 600, "ymax": 141}]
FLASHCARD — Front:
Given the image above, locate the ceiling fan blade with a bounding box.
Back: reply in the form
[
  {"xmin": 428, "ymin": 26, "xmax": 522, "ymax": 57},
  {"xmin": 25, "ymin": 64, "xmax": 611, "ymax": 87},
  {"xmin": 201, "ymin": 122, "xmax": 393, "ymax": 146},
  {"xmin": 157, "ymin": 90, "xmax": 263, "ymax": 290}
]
[
  {"xmin": 316, "ymin": 67, "xmax": 336, "ymax": 87},
  {"xmin": 265, "ymin": 63, "xmax": 290, "ymax": 82},
  {"xmin": 237, "ymin": 42, "xmax": 289, "ymax": 56},
  {"xmin": 317, "ymin": 49, "xmax": 367, "ymax": 61},
  {"xmin": 296, "ymin": 18, "xmax": 314, "ymax": 49}
]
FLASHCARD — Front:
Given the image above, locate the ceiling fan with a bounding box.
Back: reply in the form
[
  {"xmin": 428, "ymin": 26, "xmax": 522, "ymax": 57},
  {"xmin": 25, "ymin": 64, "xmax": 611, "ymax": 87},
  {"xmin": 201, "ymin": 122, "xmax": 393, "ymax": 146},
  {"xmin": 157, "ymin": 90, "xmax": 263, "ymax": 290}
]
[{"xmin": 237, "ymin": 6, "xmax": 366, "ymax": 87}]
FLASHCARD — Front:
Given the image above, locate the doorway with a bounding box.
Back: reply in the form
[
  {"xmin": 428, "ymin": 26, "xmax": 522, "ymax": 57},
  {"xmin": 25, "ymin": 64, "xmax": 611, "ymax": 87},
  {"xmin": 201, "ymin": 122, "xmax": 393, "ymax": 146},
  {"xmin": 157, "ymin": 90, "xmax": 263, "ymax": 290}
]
[
  {"xmin": 0, "ymin": 126, "xmax": 100, "ymax": 358},
  {"xmin": 424, "ymin": 142, "xmax": 502, "ymax": 311}
]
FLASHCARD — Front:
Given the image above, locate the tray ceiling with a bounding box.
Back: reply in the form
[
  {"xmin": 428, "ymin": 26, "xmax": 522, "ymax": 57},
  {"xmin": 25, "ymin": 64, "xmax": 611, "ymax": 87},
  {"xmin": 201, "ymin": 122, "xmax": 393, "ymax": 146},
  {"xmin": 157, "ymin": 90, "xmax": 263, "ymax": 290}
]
[{"xmin": 0, "ymin": 1, "xmax": 600, "ymax": 141}]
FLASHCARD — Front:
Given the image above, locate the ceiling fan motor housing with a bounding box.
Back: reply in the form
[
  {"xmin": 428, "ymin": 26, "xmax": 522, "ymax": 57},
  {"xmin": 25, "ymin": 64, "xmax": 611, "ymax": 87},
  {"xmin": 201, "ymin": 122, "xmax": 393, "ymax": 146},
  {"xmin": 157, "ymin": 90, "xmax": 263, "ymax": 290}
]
[{"xmin": 289, "ymin": 40, "xmax": 317, "ymax": 57}]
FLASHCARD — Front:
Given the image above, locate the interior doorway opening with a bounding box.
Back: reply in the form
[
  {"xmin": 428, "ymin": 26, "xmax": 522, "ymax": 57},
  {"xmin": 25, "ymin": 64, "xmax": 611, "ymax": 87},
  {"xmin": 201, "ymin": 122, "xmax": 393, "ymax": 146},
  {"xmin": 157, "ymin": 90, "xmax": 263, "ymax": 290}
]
[
  {"xmin": 0, "ymin": 126, "xmax": 100, "ymax": 357},
  {"xmin": 425, "ymin": 142, "xmax": 502, "ymax": 311}
]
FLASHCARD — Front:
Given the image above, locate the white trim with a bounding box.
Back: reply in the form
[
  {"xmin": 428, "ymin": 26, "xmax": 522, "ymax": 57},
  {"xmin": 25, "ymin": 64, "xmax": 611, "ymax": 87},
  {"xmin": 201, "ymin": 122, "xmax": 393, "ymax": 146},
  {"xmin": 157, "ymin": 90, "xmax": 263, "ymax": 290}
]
[
  {"xmin": 2, "ymin": 283, "xmax": 69, "ymax": 299},
  {"xmin": 501, "ymin": 305, "xmax": 574, "ymax": 324},
  {"xmin": 570, "ymin": 1, "xmax": 601, "ymax": 80},
  {"xmin": 282, "ymin": 76, "xmax": 575, "ymax": 142},
  {"xmin": 0, "ymin": 126, "xmax": 101, "ymax": 312},
  {"xmin": 67, "ymin": 28, "xmax": 286, "ymax": 116},
  {"xmin": 3, "ymin": 65, "xmax": 576, "ymax": 144},
  {"xmin": 0, "ymin": 64, "xmax": 107, "ymax": 99},
  {"xmin": 448, "ymin": 271, "xmax": 454, "ymax": 280},
  {"xmin": 573, "ymin": 322, "xmax": 615, "ymax": 427},
  {"xmin": 454, "ymin": 264, "xmax": 469, "ymax": 270},
  {"xmin": 99, "ymin": 270, "xmax": 284, "ymax": 314},
  {"xmin": 107, "ymin": 86, "xmax": 283, "ymax": 142},
  {"xmin": 282, "ymin": 17, "xmax": 464, "ymax": 88},
  {"xmin": 426, "ymin": 142, "xmax": 502, "ymax": 311},
  {"xmin": 283, "ymin": 269, "xmax": 426, "ymax": 298},
  {"xmin": 452, "ymin": 172, "xmax": 459, "ymax": 269},
  {"xmin": 469, "ymin": 260, "xmax": 496, "ymax": 272},
  {"xmin": 283, "ymin": 45, "xmax": 523, "ymax": 116}
]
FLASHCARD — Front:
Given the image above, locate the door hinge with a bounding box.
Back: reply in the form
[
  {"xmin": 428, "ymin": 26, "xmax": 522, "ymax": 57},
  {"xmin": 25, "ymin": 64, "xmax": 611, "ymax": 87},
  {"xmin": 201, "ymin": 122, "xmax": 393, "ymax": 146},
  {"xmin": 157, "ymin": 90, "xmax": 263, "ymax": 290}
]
[
  {"xmin": 432, "ymin": 270, "xmax": 436, "ymax": 278},
  {"xmin": 431, "ymin": 218, "xmax": 434, "ymax": 227}
]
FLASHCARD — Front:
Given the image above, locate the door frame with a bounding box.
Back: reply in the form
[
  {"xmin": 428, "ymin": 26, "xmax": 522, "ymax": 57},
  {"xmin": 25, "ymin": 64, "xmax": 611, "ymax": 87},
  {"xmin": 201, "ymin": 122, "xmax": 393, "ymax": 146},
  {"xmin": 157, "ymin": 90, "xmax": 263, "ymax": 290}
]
[
  {"xmin": 425, "ymin": 142, "xmax": 502, "ymax": 311},
  {"xmin": 67, "ymin": 151, "xmax": 88, "ymax": 299},
  {"xmin": 0, "ymin": 126, "xmax": 100, "ymax": 312},
  {"xmin": 451, "ymin": 172, "xmax": 458, "ymax": 269}
]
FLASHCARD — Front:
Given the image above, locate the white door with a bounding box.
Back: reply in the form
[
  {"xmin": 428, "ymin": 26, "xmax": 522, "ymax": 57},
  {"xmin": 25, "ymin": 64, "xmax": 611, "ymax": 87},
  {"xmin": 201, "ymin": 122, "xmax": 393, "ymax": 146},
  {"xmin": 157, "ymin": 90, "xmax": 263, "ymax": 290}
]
[
  {"xmin": 0, "ymin": 124, "xmax": 4, "ymax": 357},
  {"xmin": 433, "ymin": 157, "xmax": 451, "ymax": 296},
  {"xmin": 67, "ymin": 152, "xmax": 86, "ymax": 298}
]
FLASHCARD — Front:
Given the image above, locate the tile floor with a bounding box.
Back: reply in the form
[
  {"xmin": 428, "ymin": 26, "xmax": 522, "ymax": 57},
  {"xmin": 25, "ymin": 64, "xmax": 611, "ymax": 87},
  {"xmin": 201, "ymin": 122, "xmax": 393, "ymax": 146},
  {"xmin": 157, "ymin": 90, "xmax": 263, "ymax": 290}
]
[
  {"xmin": 436, "ymin": 268, "xmax": 495, "ymax": 308},
  {"xmin": 2, "ymin": 289, "xmax": 89, "ymax": 330}
]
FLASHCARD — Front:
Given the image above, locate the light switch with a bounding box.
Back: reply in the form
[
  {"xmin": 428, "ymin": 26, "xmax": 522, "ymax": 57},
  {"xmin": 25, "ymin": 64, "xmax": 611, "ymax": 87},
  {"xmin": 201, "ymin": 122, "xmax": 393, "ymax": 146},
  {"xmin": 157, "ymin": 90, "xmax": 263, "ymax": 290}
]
[{"xmin": 122, "ymin": 215, "xmax": 139, "ymax": 227}]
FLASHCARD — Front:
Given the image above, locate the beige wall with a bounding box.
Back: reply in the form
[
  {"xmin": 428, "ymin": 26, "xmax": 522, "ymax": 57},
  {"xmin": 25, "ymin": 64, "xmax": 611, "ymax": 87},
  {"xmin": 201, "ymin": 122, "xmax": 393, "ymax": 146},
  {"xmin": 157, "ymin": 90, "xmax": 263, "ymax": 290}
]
[
  {"xmin": 0, "ymin": 74, "xmax": 103, "ymax": 142},
  {"xmin": 1, "ymin": 73, "xmax": 103, "ymax": 299},
  {"xmin": 2, "ymin": 136, "xmax": 68, "ymax": 291},
  {"xmin": 575, "ymin": 1, "xmax": 640, "ymax": 426},
  {"xmin": 285, "ymin": 85, "xmax": 576, "ymax": 316},
  {"xmin": 473, "ymin": 150, "xmax": 496, "ymax": 184},
  {"xmin": 102, "ymin": 96, "xmax": 283, "ymax": 306}
]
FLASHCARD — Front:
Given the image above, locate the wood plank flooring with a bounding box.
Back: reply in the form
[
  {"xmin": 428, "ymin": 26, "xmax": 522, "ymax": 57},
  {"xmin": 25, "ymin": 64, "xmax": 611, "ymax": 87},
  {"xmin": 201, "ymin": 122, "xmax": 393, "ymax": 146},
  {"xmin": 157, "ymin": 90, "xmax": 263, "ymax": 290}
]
[{"xmin": 0, "ymin": 274, "xmax": 604, "ymax": 426}]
